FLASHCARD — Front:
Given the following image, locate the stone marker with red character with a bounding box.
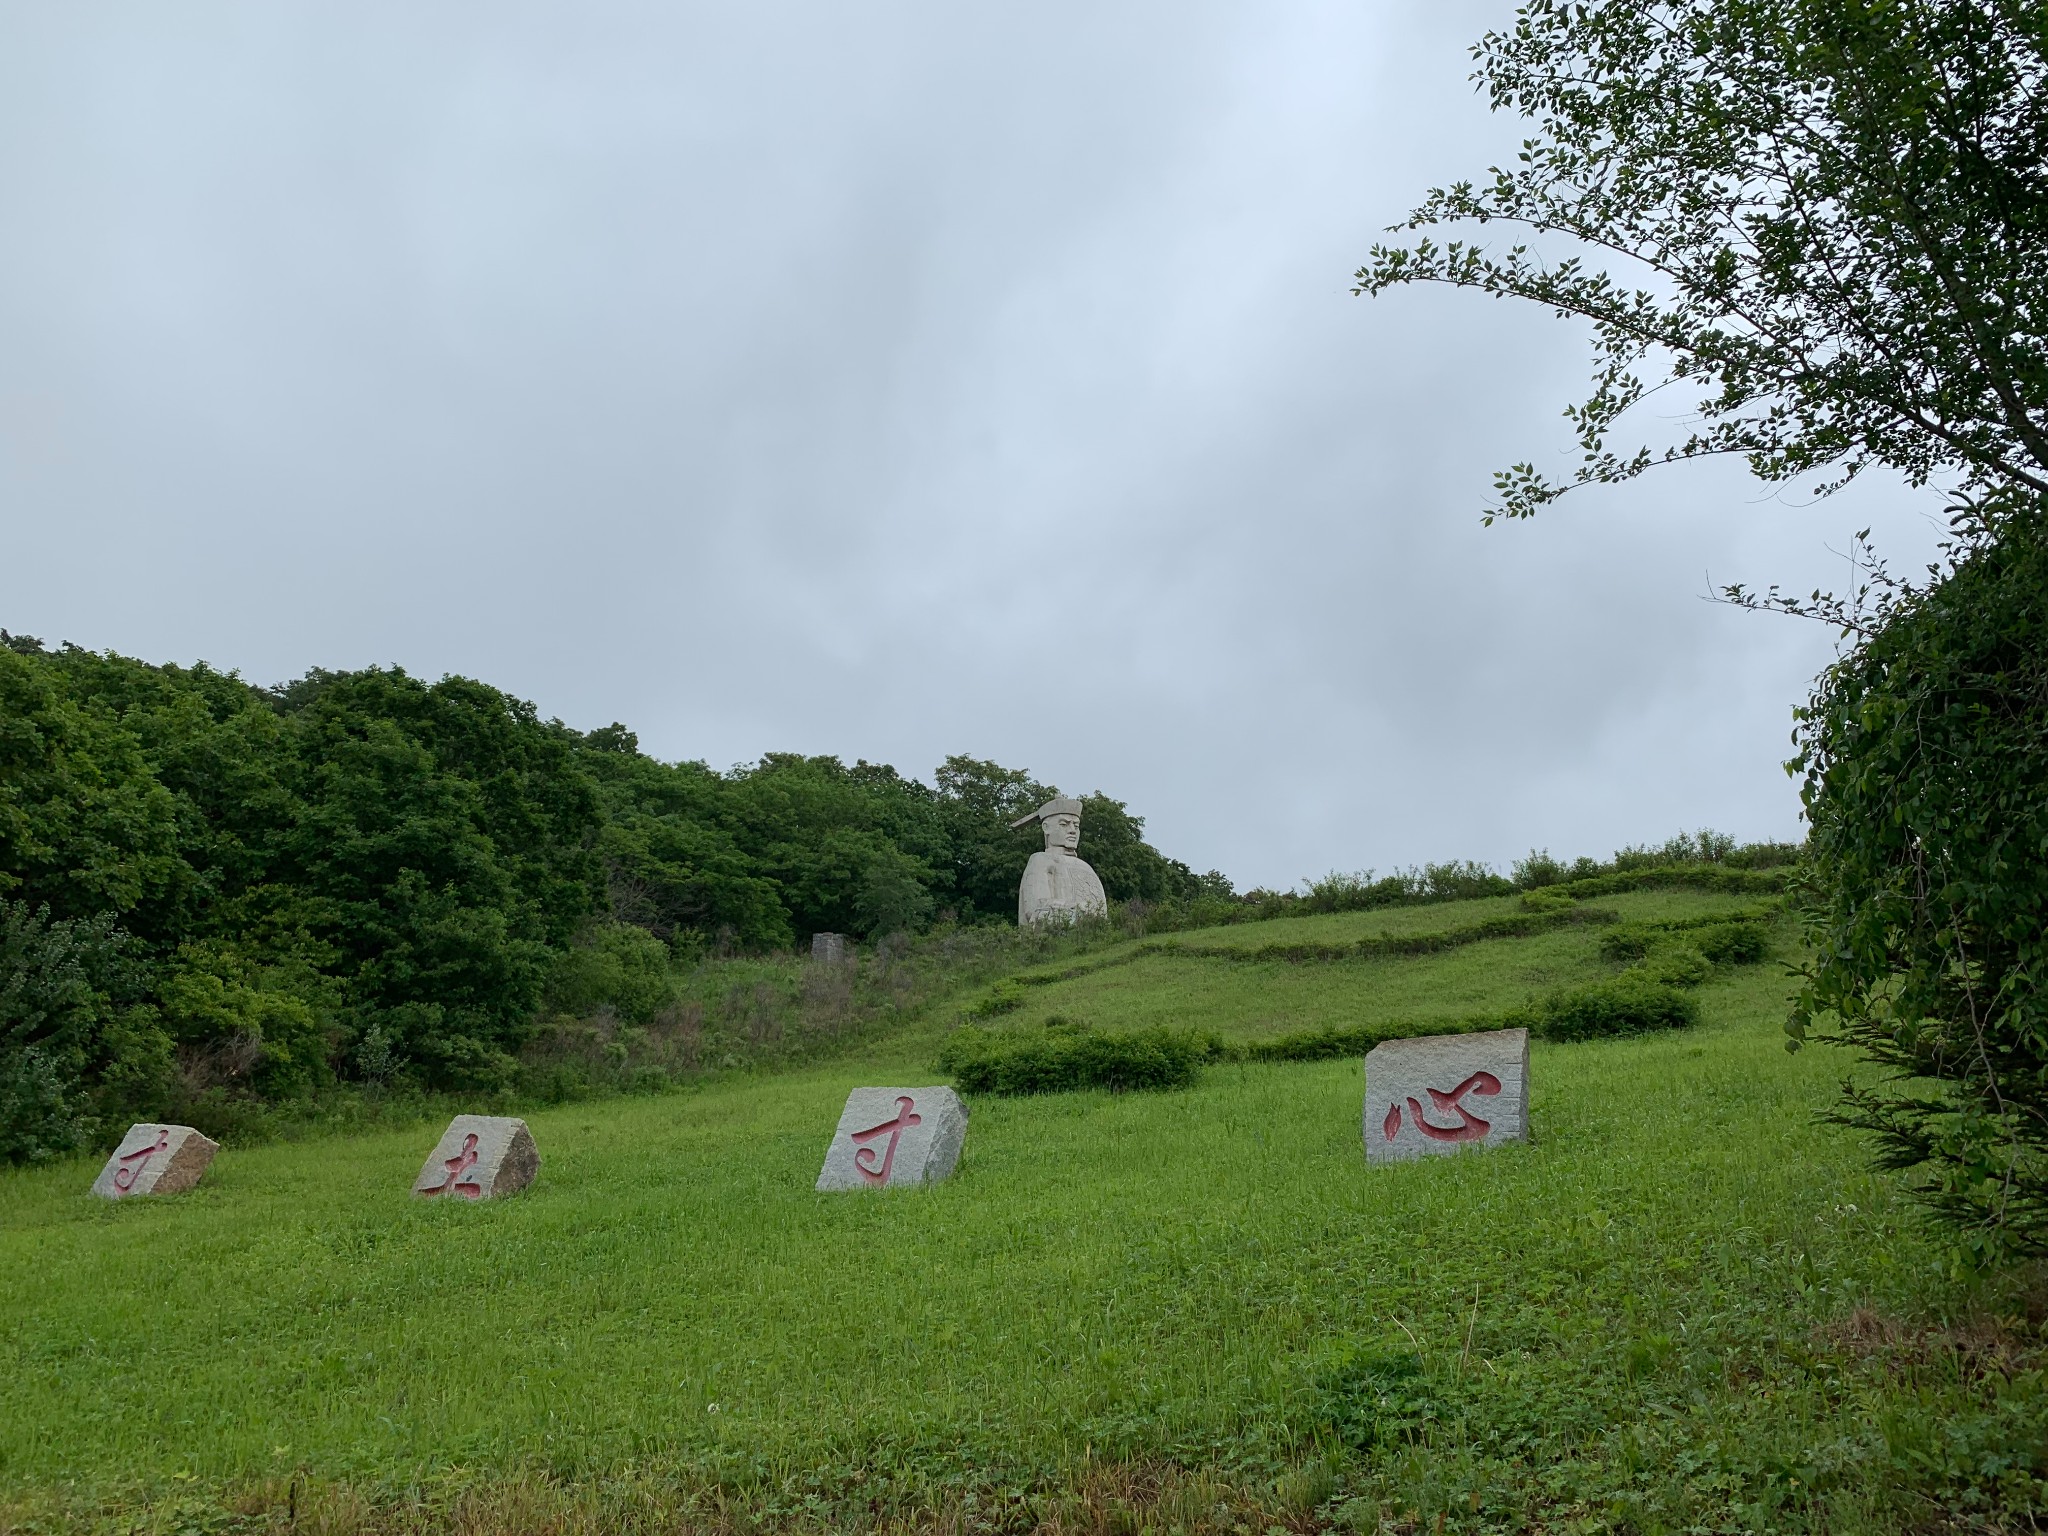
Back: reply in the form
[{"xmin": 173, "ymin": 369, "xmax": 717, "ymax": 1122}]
[
  {"xmin": 412, "ymin": 1115, "xmax": 540, "ymax": 1200},
  {"xmin": 1364, "ymin": 1027, "xmax": 1531, "ymax": 1164},
  {"xmin": 815, "ymin": 1086, "xmax": 967, "ymax": 1191},
  {"xmin": 90, "ymin": 1123, "xmax": 219, "ymax": 1199}
]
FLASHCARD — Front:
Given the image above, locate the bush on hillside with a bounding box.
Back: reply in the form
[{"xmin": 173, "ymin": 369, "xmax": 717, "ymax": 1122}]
[
  {"xmin": 0, "ymin": 638, "xmax": 1208, "ymax": 1157},
  {"xmin": 1639, "ymin": 945, "xmax": 1712, "ymax": 989},
  {"xmin": 967, "ymin": 979, "xmax": 1027, "ymax": 1018},
  {"xmin": 1598, "ymin": 925, "xmax": 1656, "ymax": 962},
  {"xmin": 1694, "ymin": 922, "xmax": 1769, "ymax": 965},
  {"xmin": 1524, "ymin": 974, "xmax": 1700, "ymax": 1042},
  {"xmin": 1601, "ymin": 917, "xmax": 1769, "ymax": 969},
  {"xmin": 1794, "ymin": 516, "xmax": 2048, "ymax": 1259},
  {"xmin": 0, "ymin": 901, "xmax": 164, "ymax": 1162},
  {"xmin": 938, "ymin": 1020, "xmax": 1219, "ymax": 1095}
]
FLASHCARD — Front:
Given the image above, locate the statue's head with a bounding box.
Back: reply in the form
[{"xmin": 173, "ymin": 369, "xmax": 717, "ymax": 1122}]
[
  {"xmin": 1010, "ymin": 796, "xmax": 1084, "ymax": 857},
  {"xmin": 1041, "ymin": 811, "xmax": 1081, "ymax": 855}
]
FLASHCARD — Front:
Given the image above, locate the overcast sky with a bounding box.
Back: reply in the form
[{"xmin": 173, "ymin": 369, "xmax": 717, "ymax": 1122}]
[{"xmin": 0, "ymin": 2, "xmax": 1947, "ymax": 890}]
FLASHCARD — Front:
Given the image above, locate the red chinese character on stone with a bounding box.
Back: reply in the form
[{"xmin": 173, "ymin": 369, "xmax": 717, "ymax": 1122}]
[
  {"xmin": 849, "ymin": 1096, "xmax": 922, "ymax": 1185},
  {"xmin": 421, "ymin": 1132, "xmax": 484, "ymax": 1199},
  {"xmin": 1383, "ymin": 1070, "xmax": 1502, "ymax": 1143},
  {"xmin": 112, "ymin": 1127, "xmax": 172, "ymax": 1191}
]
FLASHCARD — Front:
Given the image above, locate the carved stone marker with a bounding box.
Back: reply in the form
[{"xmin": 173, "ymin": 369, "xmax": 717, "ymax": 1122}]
[
  {"xmin": 811, "ymin": 932, "xmax": 852, "ymax": 965},
  {"xmin": 815, "ymin": 1086, "xmax": 967, "ymax": 1191},
  {"xmin": 1364, "ymin": 1028, "xmax": 1530, "ymax": 1164},
  {"xmin": 412, "ymin": 1115, "xmax": 540, "ymax": 1200},
  {"xmin": 1010, "ymin": 796, "xmax": 1108, "ymax": 926},
  {"xmin": 91, "ymin": 1123, "xmax": 219, "ymax": 1199}
]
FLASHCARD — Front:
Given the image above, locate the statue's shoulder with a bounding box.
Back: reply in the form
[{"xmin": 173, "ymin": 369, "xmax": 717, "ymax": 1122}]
[{"xmin": 1071, "ymin": 857, "xmax": 1107, "ymax": 902}]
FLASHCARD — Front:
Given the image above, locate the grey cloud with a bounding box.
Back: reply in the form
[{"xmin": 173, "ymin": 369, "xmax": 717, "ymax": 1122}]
[{"xmin": 0, "ymin": 1, "xmax": 1943, "ymax": 888}]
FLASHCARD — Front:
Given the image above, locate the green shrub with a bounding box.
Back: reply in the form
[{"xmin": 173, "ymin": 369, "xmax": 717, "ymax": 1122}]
[
  {"xmin": 1641, "ymin": 944, "xmax": 1712, "ymax": 988},
  {"xmin": 1694, "ymin": 922, "xmax": 1769, "ymax": 965},
  {"xmin": 1794, "ymin": 516, "xmax": 2048, "ymax": 1257},
  {"xmin": 1530, "ymin": 974, "xmax": 1700, "ymax": 1042},
  {"xmin": 0, "ymin": 901, "xmax": 167, "ymax": 1161},
  {"xmin": 938, "ymin": 1020, "xmax": 1216, "ymax": 1095},
  {"xmin": 543, "ymin": 922, "xmax": 680, "ymax": 1027},
  {"xmin": 1598, "ymin": 924, "xmax": 1656, "ymax": 962},
  {"xmin": 1242, "ymin": 1025, "xmax": 1385, "ymax": 1063},
  {"xmin": 967, "ymin": 979, "xmax": 1027, "ymax": 1018}
]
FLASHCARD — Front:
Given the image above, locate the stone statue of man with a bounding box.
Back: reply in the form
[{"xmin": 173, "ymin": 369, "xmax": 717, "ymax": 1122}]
[{"xmin": 1011, "ymin": 796, "xmax": 1109, "ymax": 926}]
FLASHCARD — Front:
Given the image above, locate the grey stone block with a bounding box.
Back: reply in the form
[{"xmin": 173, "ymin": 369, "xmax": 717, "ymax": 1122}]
[
  {"xmin": 412, "ymin": 1115, "xmax": 540, "ymax": 1200},
  {"xmin": 91, "ymin": 1123, "xmax": 219, "ymax": 1199},
  {"xmin": 811, "ymin": 932, "xmax": 853, "ymax": 965},
  {"xmin": 815, "ymin": 1086, "xmax": 967, "ymax": 1191},
  {"xmin": 1364, "ymin": 1028, "xmax": 1530, "ymax": 1164}
]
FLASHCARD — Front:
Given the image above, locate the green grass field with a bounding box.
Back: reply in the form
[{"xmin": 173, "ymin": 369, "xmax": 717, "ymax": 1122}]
[{"xmin": 4, "ymin": 892, "xmax": 2043, "ymax": 1534}]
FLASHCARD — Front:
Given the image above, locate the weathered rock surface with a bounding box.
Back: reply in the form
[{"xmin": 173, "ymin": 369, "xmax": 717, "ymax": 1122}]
[
  {"xmin": 1364, "ymin": 1028, "xmax": 1530, "ymax": 1164},
  {"xmin": 412, "ymin": 1115, "xmax": 540, "ymax": 1200},
  {"xmin": 91, "ymin": 1123, "xmax": 219, "ymax": 1199},
  {"xmin": 816, "ymin": 1086, "xmax": 968, "ymax": 1191}
]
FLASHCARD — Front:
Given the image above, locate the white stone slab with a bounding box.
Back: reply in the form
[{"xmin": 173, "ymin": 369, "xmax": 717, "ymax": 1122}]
[
  {"xmin": 1364, "ymin": 1028, "xmax": 1530, "ymax": 1164},
  {"xmin": 811, "ymin": 932, "xmax": 852, "ymax": 965},
  {"xmin": 815, "ymin": 1086, "xmax": 967, "ymax": 1191},
  {"xmin": 412, "ymin": 1115, "xmax": 539, "ymax": 1200},
  {"xmin": 91, "ymin": 1123, "xmax": 219, "ymax": 1199}
]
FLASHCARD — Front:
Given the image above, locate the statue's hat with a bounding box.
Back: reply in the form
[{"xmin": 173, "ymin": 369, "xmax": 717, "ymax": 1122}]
[{"xmin": 1009, "ymin": 796, "xmax": 1082, "ymax": 830}]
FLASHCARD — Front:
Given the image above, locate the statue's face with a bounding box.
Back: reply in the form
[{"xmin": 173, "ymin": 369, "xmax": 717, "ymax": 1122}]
[{"xmin": 1043, "ymin": 813, "xmax": 1081, "ymax": 854}]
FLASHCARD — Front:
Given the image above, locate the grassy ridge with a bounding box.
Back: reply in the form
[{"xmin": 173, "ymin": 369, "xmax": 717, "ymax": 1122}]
[{"xmin": 2, "ymin": 894, "xmax": 2043, "ymax": 1532}]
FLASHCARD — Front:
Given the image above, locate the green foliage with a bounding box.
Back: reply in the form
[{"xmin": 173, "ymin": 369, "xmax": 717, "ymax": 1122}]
[
  {"xmin": 1694, "ymin": 921, "xmax": 1770, "ymax": 966},
  {"xmin": 1599, "ymin": 924, "xmax": 1656, "ymax": 963},
  {"xmin": 1312, "ymin": 1345, "xmax": 1442, "ymax": 1451},
  {"xmin": 0, "ymin": 642, "xmax": 1203, "ymax": 1157},
  {"xmin": 1300, "ymin": 862, "xmax": 1514, "ymax": 913},
  {"xmin": 1523, "ymin": 973, "xmax": 1701, "ymax": 1042},
  {"xmin": 1124, "ymin": 843, "xmax": 1791, "ymax": 940},
  {"xmin": 1357, "ymin": 0, "xmax": 2048, "ymax": 521},
  {"xmin": 1239, "ymin": 1024, "xmax": 1390, "ymax": 1063},
  {"xmin": 967, "ymin": 979, "xmax": 1027, "ymax": 1019},
  {"xmin": 1637, "ymin": 943, "xmax": 1712, "ymax": 989},
  {"xmin": 0, "ymin": 648, "xmax": 182, "ymax": 922},
  {"xmin": 937, "ymin": 1019, "xmax": 1219, "ymax": 1095},
  {"xmin": 0, "ymin": 900, "xmax": 166, "ymax": 1161},
  {"xmin": 1075, "ymin": 791, "xmax": 1207, "ymax": 905},
  {"xmin": 1158, "ymin": 902, "xmax": 1615, "ymax": 964},
  {"xmin": 8, "ymin": 950, "xmax": 2043, "ymax": 1534},
  {"xmin": 1793, "ymin": 523, "xmax": 2048, "ymax": 1258},
  {"xmin": 1600, "ymin": 916, "xmax": 1771, "ymax": 966},
  {"xmin": 542, "ymin": 923, "xmax": 680, "ymax": 1028},
  {"xmin": 157, "ymin": 942, "xmax": 330, "ymax": 1098}
]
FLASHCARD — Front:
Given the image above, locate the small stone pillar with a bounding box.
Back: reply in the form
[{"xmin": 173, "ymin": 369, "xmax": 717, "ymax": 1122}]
[{"xmin": 811, "ymin": 932, "xmax": 853, "ymax": 965}]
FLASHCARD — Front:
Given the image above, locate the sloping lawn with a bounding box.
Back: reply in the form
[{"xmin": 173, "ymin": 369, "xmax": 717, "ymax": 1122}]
[{"xmin": 2, "ymin": 918, "xmax": 2042, "ymax": 1533}]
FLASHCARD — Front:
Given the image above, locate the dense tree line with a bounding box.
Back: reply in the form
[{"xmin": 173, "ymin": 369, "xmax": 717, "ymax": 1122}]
[{"xmin": 0, "ymin": 636, "xmax": 1215, "ymax": 1158}]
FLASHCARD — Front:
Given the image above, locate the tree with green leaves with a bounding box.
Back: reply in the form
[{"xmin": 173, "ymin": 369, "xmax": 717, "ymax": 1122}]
[
  {"xmin": 1357, "ymin": 0, "xmax": 2047, "ymax": 522},
  {"xmin": 0, "ymin": 635, "xmax": 1213, "ymax": 1153},
  {"xmin": 1361, "ymin": 0, "xmax": 2048, "ymax": 1255}
]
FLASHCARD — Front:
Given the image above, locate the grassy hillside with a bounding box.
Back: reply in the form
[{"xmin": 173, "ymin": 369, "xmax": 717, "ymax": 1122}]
[
  {"xmin": 2, "ymin": 893, "xmax": 2043, "ymax": 1534},
  {"xmin": 958, "ymin": 890, "xmax": 1768, "ymax": 1044}
]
